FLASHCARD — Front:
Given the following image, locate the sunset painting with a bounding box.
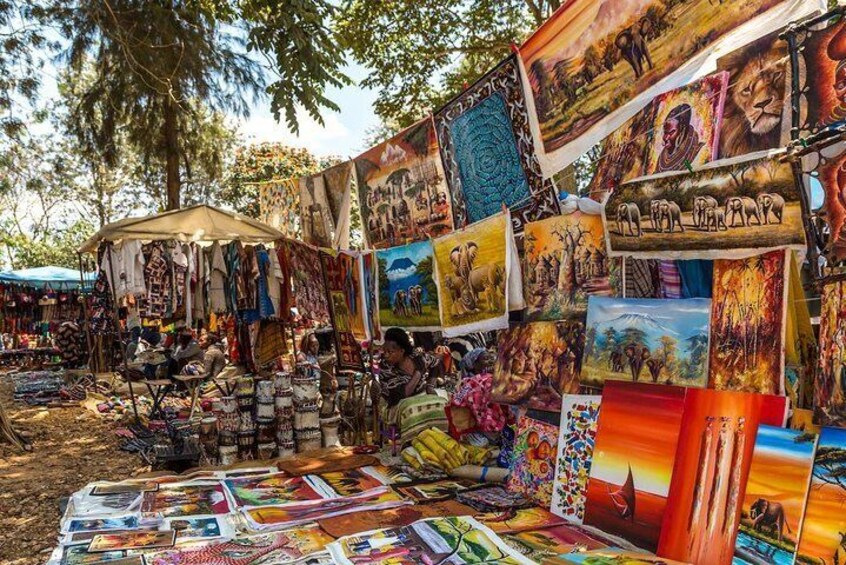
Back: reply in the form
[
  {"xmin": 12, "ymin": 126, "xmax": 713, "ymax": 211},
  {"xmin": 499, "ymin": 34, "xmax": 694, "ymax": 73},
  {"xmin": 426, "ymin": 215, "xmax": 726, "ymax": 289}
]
[{"xmin": 584, "ymin": 381, "xmax": 687, "ymax": 552}]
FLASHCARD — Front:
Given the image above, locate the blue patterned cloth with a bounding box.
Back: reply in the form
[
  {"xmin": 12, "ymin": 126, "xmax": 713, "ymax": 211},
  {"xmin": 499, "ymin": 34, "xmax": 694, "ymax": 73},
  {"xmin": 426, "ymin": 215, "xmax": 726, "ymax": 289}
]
[
  {"xmin": 449, "ymin": 92, "xmax": 531, "ymax": 223},
  {"xmin": 255, "ymin": 247, "xmax": 275, "ymax": 319}
]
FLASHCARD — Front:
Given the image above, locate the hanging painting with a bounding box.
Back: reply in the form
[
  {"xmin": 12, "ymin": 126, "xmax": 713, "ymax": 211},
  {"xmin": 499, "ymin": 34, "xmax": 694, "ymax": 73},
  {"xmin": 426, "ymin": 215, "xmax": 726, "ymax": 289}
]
[
  {"xmin": 815, "ymin": 279, "xmax": 846, "ymax": 427},
  {"xmin": 361, "ymin": 250, "xmax": 381, "ymax": 340},
  {"xmin": 581, "ymin": 296, "xmax": 711, "ymax": 389},
  {"xmin": 507, "ymin": 415, "xmax": 559, "ymax": 508},
  {"xmin": 375, "ymin": 240, "xmax": 441, "ymax": 330},
  {"xmin": 708, "ymin": 249, "xmax": 788, "ymax": 395},
  {"xmin": 799, "ymin": 140, "xmax": 846, "ymax": 262},
  {"xmin": 277, "ymin": 239, "xmax": 330, "ymax": 325},
  {"xmin": 434, "ymin": 55, "xmax": 556, "ymax": 229},
  {"xmin": 299, "ymin": 173, "xmax": 335, "ymax": 248},
  {"xmin": 523, "ymin": 208, "xmax": 612, "ymax": 321},
  {"xmin": 604, "ymin": 153, "xmax": 805, "ymax": 258},
  {"xmin": 583, "ymin": 381, "xmax": 687, "ymax": 552},
  {"xmin": 322, "ymin": 161, "xmax": 353, "ymax": 248},
  {"xmin": 795, "ymin": 427, "xmax": 846, "ymax": 565},
  {"xmin": 354, "ymin": 117, "xmax": 453, "ymax": 249},
  {"xmin": 321, "ymin": 250, "xmax": 368, "ymax": 369},
  {"xmin": 259, "ymin": 178, "xmax": 300, "ymax": 238},
  {"xmin": 657, "ymin": 388, "xmax": 789, "ymax": 565},
  {"xmin": 733, "ymin": 425, "xmax": 816, "ymax": 565},
  {"xmin": 716, "ymin": 29, "xmax": 790, "ymax": 159},
  {"xmin": 550, "ymin": 394, "xmax": 602, "ymax": 524},
  {"xmin": 490, "ymin": 320, "xmax": 584, "ymax": 411}
]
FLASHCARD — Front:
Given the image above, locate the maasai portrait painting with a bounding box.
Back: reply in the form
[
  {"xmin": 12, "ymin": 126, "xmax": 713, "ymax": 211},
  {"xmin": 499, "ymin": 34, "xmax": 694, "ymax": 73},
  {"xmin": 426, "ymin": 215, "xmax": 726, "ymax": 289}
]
[
  {"xmin": 507, "ymin": 415, "xmax": 560, "ymax": 508},
  {"xmin": 581, "ymin": 296, "xmax": 711, "ymax": 389},
  {"xmin": 375, "ymin": 240, "xmax": 440, "ymax": 330},
  {"xmin": 604, "ymin": 154, "xmax": 805, "ymax": 257},
  {"xmin": 795, "ymin": 427, "xmax": 846, "ymax": 565},
  {"xmin": 523, "ymin": 211, "xmax": 612, "ymax": 321},
  {"xmin": 815, "ymin": 279, "xmax": 846, "ymax": 428},
  {"xmin": 709, "ymin": 249, "xmax": 788, "ymax": 395},
  {"xmin": 354, "ymin": 117, "xmax": 453, "ymax": 249},
  {"xmin": 551, "ymin": 395, "xmax": 602, "ymax": 524},
  {"xmin": 657, "ymin": 389, "xmax": 789, "ymax": 565},
  {"xmin": 584, "ymin": 381, "xmax": 687, "ymax": 552},
  {"xmin": 733, "ymin": 425, "xmax": 816, "ymax": 565},
  {"xmin": 299, "ymin": 173, "xmax": 335, "ymax": 248}
]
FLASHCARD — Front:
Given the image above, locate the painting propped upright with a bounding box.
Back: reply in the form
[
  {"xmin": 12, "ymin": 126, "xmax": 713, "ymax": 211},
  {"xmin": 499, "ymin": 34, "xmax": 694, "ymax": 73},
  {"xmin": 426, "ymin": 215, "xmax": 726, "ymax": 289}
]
[{"xmin": 551, "ymin": 395, "xmax": 602, "ymax": 524}]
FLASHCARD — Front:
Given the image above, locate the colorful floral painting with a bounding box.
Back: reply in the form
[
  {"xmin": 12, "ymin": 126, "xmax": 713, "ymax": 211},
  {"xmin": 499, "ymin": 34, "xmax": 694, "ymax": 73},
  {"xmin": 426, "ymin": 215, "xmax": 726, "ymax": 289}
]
[
  {"xmin": 141, "ymin": 483, "xmax": 231, "ymax": 517},
  {"xmin": 222, "ymin": 473, "xmax": 329, "ymax": 508},
  {"xmin": 354, "ymin": 117, "xmax": 453, "ymax": 249},
  {"xmin": 375, "ymin": 240, "xmax": 441, "ymax": 329},
  {"xmin": 815, "ymin": 279, "xmax": 846, "ymax": 428},
  {"xmin": 708, "ymin": 249, "xmax": 787, "ymax": 395},
  {"xmin": 507, "ymin": 415, "xmax": 559, "ymax": 508},
  {"xmin": 259, "ymin": 178, "xmax": 300, "ymax": 238},
  {"xmin": 551, "ymin": 395, "xmax": 602, "ymax": 524},
  {"xmin": 277, "ymin": 239, "xmax": 330, "ymax": 325}
]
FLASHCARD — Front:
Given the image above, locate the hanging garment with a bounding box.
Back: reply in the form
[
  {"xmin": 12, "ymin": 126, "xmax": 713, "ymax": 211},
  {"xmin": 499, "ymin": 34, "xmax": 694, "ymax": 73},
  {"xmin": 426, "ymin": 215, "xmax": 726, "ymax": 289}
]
[
  {"xmin": 191, "ymin": 243, "xmax": 206, "ymax": 323},
  {"xmin": 141, "ymin": 242, "xmax": 171, "ymax": 320},
  {"xmin": 170, "ymin": 241, "xmax": 189, "ymax": 322},
  {"xmin": 658, "ymin": 260, "xmax": 682, "ymax": 299},
  {"xmin": 224, "ymin": 241, "xmax": 241, "ymax": 315},
  {"xmin": 100, "ymin": 240, "xmax": 146, "ymax": 300},
  {"xmin": 267, "ymin": 247, "xmax": 283, "ymax": 318},
  {"xmin": 623, "ymin": 258, "xmax": 660, "ymax": 298},
  {"xmin": 678, "ymin": 260, "xmax": 713, "ymax": 299},
  {"xmin": 255, "ymin": 246, "xmax": 275, "ymax": 319},
  {"xmin": 207, "ymin": 241, "xmax": 228, "ymax": 314}
]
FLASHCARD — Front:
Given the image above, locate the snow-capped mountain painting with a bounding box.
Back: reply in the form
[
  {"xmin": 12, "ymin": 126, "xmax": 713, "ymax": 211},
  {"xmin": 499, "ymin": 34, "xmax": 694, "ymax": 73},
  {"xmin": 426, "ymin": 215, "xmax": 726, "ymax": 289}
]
[{"xmin": 581, "ymin": 296, "xmax": 712, "ymax": 388}]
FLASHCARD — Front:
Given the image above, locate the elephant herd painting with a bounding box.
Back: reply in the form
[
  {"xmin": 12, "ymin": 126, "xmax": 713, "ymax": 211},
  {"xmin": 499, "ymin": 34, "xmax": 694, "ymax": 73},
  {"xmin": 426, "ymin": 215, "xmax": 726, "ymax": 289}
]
[
  {"xmin": 375, "ymin": 240, "xmax": 441, "ymax": 330},
  {"xmin": 605, "ymin": 154, "xmax": 805, "ymax": 257}
]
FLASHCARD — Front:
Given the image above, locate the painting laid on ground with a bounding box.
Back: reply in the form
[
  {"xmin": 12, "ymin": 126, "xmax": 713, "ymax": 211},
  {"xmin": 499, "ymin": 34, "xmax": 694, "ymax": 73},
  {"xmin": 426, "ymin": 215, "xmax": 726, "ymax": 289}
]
[
  {"xmin": 657, "ymin": 389, "xmax": 789, "ymax": 565},
  {"xmin": 435, "ymin": 55, "xmax": 552, "ymax": 228},
  {"xmin": 800, "ymin": 140, "xmax": 846, "ymax": 262},
  {"xmin": 716, "ymin": 29, "xmax": 790, "ymax": 159},
  {"xmin": 709, "ymin": 250, "xmax": 788, "ymax": 395},
  {"xmin": 375, "ymin": 240, "xmax": 441, "ymax": 330},
  {"xmin": 523, "ymin": 207, "xmax": 612, "ymax": 322},
  {"xmin": 815, "ymin": 279, "xmax": 846, "ymax": 428},
  {"xmin": 299, "ymin": 173, "xmax": 335, "ymax": 248},
  {"xmin": 321, "ymin": 251, "xmax": 367, "ymax": 369},
  {"xmin": 277, "ymin": 239, "xmax": 330, "ymax": 325},
  {"xmin": 259, "ymin": 178, "xmax": 300, "ymax": 237},
  {"xmin": 732, "ymin": 425, "xmax": 816, "ymax": 565},
  {"xmin": 581, "ymin": 296, "xmax": 711, "ymax": 389},
  {"xmin": 507, "ymin": 415, "xmax": 560, "ymax": 508},
  {"xmin": 491, "ymin": 321, "xmax": 585, "ymax": 411},
  {"xmin": 551, "ymin": 394, "xmax": 602, "ymax": 524},
  {"xmin": 604, "ymin": 153, "xmax": 805, "ymax": 257},
  {"xmin": 354, "ymin": 118, "xmax": 453, "ymax": 249},
  {"xmin": 584, "ymin": 381, "xmax": 687, "ymax": 552}
]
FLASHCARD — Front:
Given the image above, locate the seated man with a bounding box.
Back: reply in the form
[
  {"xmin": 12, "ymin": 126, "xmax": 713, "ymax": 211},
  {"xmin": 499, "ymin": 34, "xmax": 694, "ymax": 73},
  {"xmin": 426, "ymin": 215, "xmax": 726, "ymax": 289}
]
[{"xmin": 200, "ymin": 332, "xmax": 227, "ymax": 379}]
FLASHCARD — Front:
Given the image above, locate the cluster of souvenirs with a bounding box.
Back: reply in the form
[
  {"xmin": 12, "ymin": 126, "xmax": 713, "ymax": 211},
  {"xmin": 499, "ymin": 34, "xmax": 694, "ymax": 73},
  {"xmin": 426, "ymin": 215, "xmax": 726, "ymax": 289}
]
[{"xmin": 40, "ymin": 1, "xmax": 846, "ymax": 564}]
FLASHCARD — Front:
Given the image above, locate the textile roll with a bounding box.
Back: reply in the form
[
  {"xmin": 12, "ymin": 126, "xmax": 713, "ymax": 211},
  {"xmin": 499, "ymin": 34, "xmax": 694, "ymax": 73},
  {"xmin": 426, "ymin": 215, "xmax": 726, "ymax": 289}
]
[
  {"xmin": 256, "ymin": 421, "xmax": 276, "ymax": 443},
  {"xmin": 294, "ymin": 404, "xmax": 320, "ymax": 430},
  {"xmin": 255, "ymin": 379, "xmax": 274, "ymax": 404},
  {"xmin": 295, "ymin": 428, "xmax": 322, "ymax": 453},
  {"xmin": 256, "ymin": 442, "xmax": 276, "ymax": 461},
  {"xmin": 273, "ymin": 371, "xmax": 292, "ymax": 394},
  {"xmin": 219, "ymin": 445, "xmax": 238, "ymax": 466},
  {"xmin": 256, "ymin": 401, "xmax": 275, "ymax": 420},
  {"xmin": 450, "ymin": 465, "xmax": 509, "ymax": 483},
  {"xmin": 237, "ymin": 431, "xmax": 255, "ymax": 460},
  {"xmin": 238, "ymin": 411, "xmax": 255, "ymax": 433},
  {"xmin": 218, "ymin": 430, "xmax": 236, "ymax": 447},
  {"xmin": 320, "ymin": 416, "xmax": 341, "ymax": 448},
  {"xmin": 277, "ymin": 439, "xmax": 295, "ymax": 458}
]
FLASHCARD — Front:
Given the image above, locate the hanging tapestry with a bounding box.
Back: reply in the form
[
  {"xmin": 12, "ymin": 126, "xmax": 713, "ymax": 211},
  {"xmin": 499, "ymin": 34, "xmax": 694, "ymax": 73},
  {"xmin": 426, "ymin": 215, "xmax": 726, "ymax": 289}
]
[
  {"xmin": 491, "ymin": 320, "xmax": 584, "ymax": 411},
  {"xmin": 361, "ymin": 250, "xmax": 381, "ymax": 340},
  {"xmin": 799, "ymin": 140, "xmax": 846, "ymax": 262},
  {"xmin": 708, "ymin": 249, "xmax": 788, "ymax": 395},
  {"xmin": 277, "ymin": 239, "xmax": 330, "ymax": 325},
  {"xmin": 657, "ymin": 388, "xmax": 789, "ymax": 565},
  {"xmin": 815, "ymin": 278, "xmax": 846, "ymax": 427},
  {"xmin": 432, "ymin": 212, "xmax": 521, "ymax": 337},
  {"xmin": 584, "ymin": 381, "xmax": 687, "ymax": 552},
  {"xmin": 435, "ymin": 55, "xmax": 556, "ymax": 228},
  {"xmin": 732, "ymin": 425, "xmax": 816, "ymax": 565},
  {"xmin": 321, "ymin": 250, "xmax": 367, "ymax": 369},
  {"xmin": 259, "ymin": 178, "xmax": 300, "ymax": 238},
  {"xmin": 299, "ymin": 173, "xmax": 335, "ymax": 248},
  {"xmin": 581, "ymin": 296, "xmax": 711, "ymax": 389},
  {"xmin": 519, "ymin": 0, "xmax": 820, "ymax": 174},
  {"xmin": 322, "ymin": 160, "xmax": 353, "ymax": 247},
  {"xmin": 375, "ymin": 240, "xmax": 441, "ymax": 330},
  {"xmin": 354, "ymin": 117, "xmax": 453, "ymax": 249},
  {"xmin": 604, "ymin": 153, "xmax": 805, "ymax": 258},
  {"xmin": 795, "ymin": 427, "xmax": 846, "ymax": 564},
  {"xmin": 523, "ymin": 207, "xmax": 612, "ymax": 321},
  {"xmin": 550, "ymin": 394, "xmax": 602, "ymax": 524},
  {"xmin": 506, "ymin": 415, "xmax": 560, "ymax": 508},
  {"xmin": 716, "ymin": 29, "xmax": 790, "ymax": 159}
]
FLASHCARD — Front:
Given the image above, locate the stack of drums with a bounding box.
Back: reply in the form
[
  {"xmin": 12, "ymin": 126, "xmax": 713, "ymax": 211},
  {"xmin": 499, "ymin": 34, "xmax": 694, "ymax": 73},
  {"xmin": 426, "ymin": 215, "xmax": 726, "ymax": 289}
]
[
  {"xmin": 255, "ymin": 379, "xmax": 276, "ymax": 460},
  {"xmin": 214, "ymin": 396, "xmax": 239, "ymax": 465},
  {"xmin": 235, "ymin": 376, "xmax": 256, "ymax": 461},
  {"xmin": 293, "ymin": 363, "xmax": 322, "ymax": 453},
  {"xmin": 274, "ymin": 371, "xmax": 295, "ymax": 457},
  {"xmin": 199, "ymin": 416, "xmax": 219, "ymax": 464}
]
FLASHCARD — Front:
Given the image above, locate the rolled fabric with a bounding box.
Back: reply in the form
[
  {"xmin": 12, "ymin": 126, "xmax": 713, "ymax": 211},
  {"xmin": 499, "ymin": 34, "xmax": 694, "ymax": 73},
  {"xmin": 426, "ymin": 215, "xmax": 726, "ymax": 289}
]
[{"xmin": 449, "ymin": 464, "xmax": 508, "ymax": 483}]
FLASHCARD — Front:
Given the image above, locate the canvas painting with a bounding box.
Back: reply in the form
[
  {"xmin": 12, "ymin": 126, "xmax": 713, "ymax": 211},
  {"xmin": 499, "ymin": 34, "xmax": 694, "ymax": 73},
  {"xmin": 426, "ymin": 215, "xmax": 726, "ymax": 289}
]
[
  {"xmin": 815, "ymin": 280, "xmax": 846, "ymax": 428},
  {"xmin": 733, "ymin": 425, "xmax": 816, "ymax": 565},
  {"xmin": 63, "ymin": 515, "xmax": 139, "ymax": 534},
  {"xmin": 584, "ymin": 381, "xmax": 687, "ymax": 552},
  {"xmin": 491, "ymin": 320, "xmax": 584, "ymax": 412},
  {"xmin": 507, "ymin": 415, "xmax": 560, "ymax": 508},
  {"xmin": 716, "ymin": 30, "xmax": 790, "ymax": 159},
  {"xmin": 477, "ymin": 507, "xmax": 568, "ymax": 535},
  {"xmin": 317, "ymin": 500, "xmax": 474, "ymax": 538},
  {"xmin": 604, "ymin": 153, "xmax": 805, "ymax": 257},
  {"xmin": 222, "ymin": 473, "xmax": 329, "ymax": 508},
  {"xmin": 88, "ymin": 530, "xmax": 175, "ymax": 552},
  {"xmin": 523, "ymin": 210, "xmax": 612, "ymax": 321},
  {"xmin": 551, "ymin": 395, "xmax": 602, "ymax": 524},
  {"xmin": 547, "ymin": 550, "xmax": 690, "ymax": 565},
  {"xmin": 803, "ymin": 140, "xmax": 846, "ymax": 262},
  {"xmin": 361, "ymin": 251, "xmax": 381, "ymax": 340},
  {"xmin": 259, "ymin": 178, "xmax": 300, "ymax": 238},
  {"xmin": 657, "ymin": 388, "xmax": 789, "ymax": 564},
  {"xmin": 643, "ymin": 72, "xmax": 728, "ymax": 175},
  {"xmin": 795, "ymin": 427, "xmax": 846, "ymax": 565},
  {"xmin": 501, "ymin": 525, "xmax": 608, "ymax": 561},
  {"xmin": 435, "ymin": 55, "xmax": 552, "ymax": 228},
  {"xmin": 161, "ymin": 516, "xmax": 230, "ymax": 541},
  {"xmin": 141, "ymin": 483, "xmax": 231, "ymax": 517},
  {"xmin": 321, "ymin": 250, "xmax": 367, "ymax": 369},
  {"xmin": 56, "ymin": 544, "xmax": 132, "ymax": 564},
  {"xmin": 277, "ymin": 239, "xmax": 330, "ymax": 325},
  {"xmin": 322, "ymin": 160, "xmax": 353, "ymax": 244},
  {"xmin": 299, "ymin": 173, "xmax": 335, "ymax": 248},
  {"xmin": 581, "ymin": 297, "xmax": 711, "ymax": 389},
  {"xmin": 395, "ymin": 479, "xmax": 478, "ymax": 502},
  {"xmin": 375, "ymin": 240, "xmax": 440, "ymax": 330},
  {"xmin": 520, "ymin": 0, "xmax": 797, "ymax": 169},
  {"xmin": 318, "ymin": 467, "xmax": 386, "ymax": 497},
  {"xmin": 709, "ymin": 249, "xmax": 788, "ymax": 395},
  {"xmin": 432, "ymin": 212, "xmax": 514, "ymax": 336}
]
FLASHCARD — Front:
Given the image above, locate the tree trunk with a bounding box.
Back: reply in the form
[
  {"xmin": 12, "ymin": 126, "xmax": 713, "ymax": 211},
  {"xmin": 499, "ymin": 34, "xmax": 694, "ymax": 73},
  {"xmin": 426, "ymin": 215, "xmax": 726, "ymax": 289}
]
[
  {"xmin": 163, "ymin": 96, "xmax": 181, "ymax": 211},
  {"xmin": 0, "ymin": 398, "xmax": 26, "ymax": 450}
]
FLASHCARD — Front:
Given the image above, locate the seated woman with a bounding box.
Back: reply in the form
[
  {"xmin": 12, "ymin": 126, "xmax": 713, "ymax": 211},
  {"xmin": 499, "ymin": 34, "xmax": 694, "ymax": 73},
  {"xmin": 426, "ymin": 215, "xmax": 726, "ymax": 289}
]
[{"xmin": 296, "ymin": 332, "xmax": 320, "ymax": 366}]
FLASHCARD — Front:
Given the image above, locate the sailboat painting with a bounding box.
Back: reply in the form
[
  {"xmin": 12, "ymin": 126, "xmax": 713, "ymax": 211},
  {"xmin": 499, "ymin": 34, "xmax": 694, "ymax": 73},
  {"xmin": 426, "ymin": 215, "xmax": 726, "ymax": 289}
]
[{"xmin": 584, "ymin": 381, "xmax": 687, "ymax": 552}]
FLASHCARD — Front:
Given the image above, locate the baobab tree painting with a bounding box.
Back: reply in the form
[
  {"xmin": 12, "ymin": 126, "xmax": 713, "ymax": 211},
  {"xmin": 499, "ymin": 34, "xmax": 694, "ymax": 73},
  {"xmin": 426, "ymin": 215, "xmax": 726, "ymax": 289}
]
[
  {"xmin": 523, "ymin": 212, "xmax": 612, "ymax": 321},
  {"xmin": 708, "ymin": 250, "xmax": 788, "ymax": 395}
]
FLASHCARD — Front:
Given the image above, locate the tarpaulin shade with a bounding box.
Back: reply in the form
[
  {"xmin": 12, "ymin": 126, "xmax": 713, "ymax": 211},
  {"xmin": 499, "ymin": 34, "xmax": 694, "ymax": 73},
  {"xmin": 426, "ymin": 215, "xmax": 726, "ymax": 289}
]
[{"xmin": 0, "ymin": 266, "xmax": 95, "ymax": 289}]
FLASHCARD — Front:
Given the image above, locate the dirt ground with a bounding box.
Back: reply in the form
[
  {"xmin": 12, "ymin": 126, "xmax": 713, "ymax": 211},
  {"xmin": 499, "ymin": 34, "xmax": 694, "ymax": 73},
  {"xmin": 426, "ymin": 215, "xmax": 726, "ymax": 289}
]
[{"xmin": 0, "ymin": 379, "xmax": 146, "ymax": 564}]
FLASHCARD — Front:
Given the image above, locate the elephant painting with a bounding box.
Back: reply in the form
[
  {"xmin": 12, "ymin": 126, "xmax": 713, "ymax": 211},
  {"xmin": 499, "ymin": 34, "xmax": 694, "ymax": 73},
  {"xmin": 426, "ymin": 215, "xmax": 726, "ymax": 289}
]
[
  {"xmin": 650, "ymin": 200, "xmax": 663, "ymax": 233},
  {"xmin": 646, "ymin": 358, "xmax": 665, "ymax": 383},
  {"xmin": 609, "ymin": 348, "xmax": 625, "ymax": 373},
  {"xmin": 467, "ymin": 263, "xmax": 505, "ymax": 312},
  {"xmin": 449, "ymin": 242, "xmax": 479, "ymax": 279},
  {"xmin": 447, "ymin": 239, "xmax": 503, "ymax": 316},
  {"xmin": 407, "ymin": 285, "xmax": 423, "ymax": 316},
  {"xmin": 659, "ymin": 200, "xmax": 685, "ymax": 233},
  {"xmin": 624, "ymin": 344, "xmax": 650, "ymax": 382},
  {"xmin": 393, "ymin": 289, "xmax": 408, "ymax": 317},
  {"xmin": 725, "ymin": 196, "xmax": 762, "ymax": 227},
  {"xmin": 615, "ymin": 23, "xmax": 653, "ymax": 79},
  {"xmin": 692, "ymin": 195, "xmax": 718, "ymax": 228},
  {"xmin": 749, "ymin": 498, "xmax": 792, "ymax": 542},
  {"xmin": 757, "ymin": 193, "xmax": 785, "ymax": 224},
  {"xmin": 704, "ymin": 206, "xmax": 728, "ymax": 232},
  {"xmin": 616, "ymin": 202, "xmax": 642, "ymax": 237}
]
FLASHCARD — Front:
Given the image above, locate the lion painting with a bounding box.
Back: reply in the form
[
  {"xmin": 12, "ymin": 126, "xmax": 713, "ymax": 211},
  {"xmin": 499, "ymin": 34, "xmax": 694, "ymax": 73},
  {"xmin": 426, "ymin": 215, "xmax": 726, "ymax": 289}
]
[{"xmin": 717, "ymin": 32, "xmax": 788, "ymax": 159}]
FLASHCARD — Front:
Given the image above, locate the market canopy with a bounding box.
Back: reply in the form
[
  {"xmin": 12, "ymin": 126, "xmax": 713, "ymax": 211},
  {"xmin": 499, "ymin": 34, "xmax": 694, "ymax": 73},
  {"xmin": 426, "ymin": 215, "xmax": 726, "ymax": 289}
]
[
  {"xmin": 0, "ymin": 266, "xmax": 95, "ymax": 290},
  {"xmin": 78, "ymin": 204, "xmax": 286, "ymax": 253}
]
